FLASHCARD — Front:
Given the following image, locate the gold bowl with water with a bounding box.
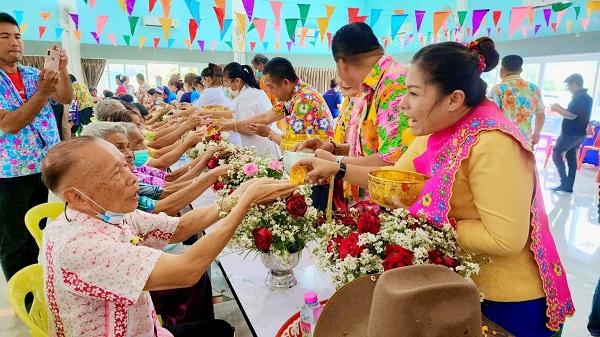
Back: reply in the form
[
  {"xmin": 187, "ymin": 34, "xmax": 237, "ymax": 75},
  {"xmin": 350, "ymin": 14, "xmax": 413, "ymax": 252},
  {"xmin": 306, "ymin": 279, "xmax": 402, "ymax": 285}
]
[
  {"xmin": 368, "ymin": 170, "xmax": 430, "ymax": 208},
  {"xmin": 280, "ymin": 134, "xmax": 330, "ymax": 152}
]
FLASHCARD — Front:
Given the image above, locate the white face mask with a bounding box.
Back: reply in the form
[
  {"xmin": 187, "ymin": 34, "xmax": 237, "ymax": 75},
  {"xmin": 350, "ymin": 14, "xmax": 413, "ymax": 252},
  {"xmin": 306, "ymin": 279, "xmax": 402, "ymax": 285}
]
[
  {"xmin": 72, "ymin": 187, "xmax": 129, "ymax": 224},
  {"xmin": 226, "ymin": 86, "xmax": 240, "ymax": 98}
]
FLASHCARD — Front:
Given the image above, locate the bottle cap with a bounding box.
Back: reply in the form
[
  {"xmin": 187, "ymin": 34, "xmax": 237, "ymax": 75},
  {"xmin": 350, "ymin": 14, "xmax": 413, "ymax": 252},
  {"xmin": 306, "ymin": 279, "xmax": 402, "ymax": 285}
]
[{"xmin": 304, "ymin": 292, "xmax": 318, "ymax": 303}]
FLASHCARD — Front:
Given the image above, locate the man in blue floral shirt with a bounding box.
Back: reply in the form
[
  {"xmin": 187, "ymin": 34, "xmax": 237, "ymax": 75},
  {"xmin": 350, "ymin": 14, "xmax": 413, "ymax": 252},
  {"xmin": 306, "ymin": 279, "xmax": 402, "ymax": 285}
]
[{"xmin": 0, "ymin": 13, "xmax": 72, "ymax": 280}]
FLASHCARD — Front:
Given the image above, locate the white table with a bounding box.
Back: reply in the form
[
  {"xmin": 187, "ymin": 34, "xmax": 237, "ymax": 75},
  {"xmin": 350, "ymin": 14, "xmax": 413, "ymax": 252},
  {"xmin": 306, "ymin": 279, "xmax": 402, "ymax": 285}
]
[{"xmin": 191, "ymin": 189, "xmax": 336, "ymax": 337}]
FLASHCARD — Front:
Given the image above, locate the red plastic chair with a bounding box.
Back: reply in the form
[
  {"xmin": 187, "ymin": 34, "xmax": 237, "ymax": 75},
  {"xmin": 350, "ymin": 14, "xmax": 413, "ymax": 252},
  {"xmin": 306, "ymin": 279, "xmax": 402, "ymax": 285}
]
[{"xmin": 577, "ymin": 132, "xmax": 600, "ymax": 170}]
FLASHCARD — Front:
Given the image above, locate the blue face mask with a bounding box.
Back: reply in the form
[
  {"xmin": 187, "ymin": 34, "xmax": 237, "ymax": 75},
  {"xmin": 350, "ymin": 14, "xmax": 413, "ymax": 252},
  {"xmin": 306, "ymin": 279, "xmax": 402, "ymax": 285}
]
[
  {"xmin": 73, "ymin": 188, "xmax": 128, "ymax": 224},
  {"xmin": 257, "ymin": 71, "xmax": 263, "ymax": 78},
  {"xmin": 133, "ymin": 149, "xmax": 149, "ymax": 167}
]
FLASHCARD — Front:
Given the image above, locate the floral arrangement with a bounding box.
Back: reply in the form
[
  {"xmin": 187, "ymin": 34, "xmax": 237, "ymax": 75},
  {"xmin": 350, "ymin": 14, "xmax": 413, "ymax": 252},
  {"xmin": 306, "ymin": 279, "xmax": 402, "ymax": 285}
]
[
  {"xmin": 187, "ymin": 131, "xmax": 236, "ymax": 160},
  {"xmin": 314, "ymin": 207, "xmax": 482, "ymax": 289},
  {"xmin": 213, "ymin": 147, "xmax": 284, "ymax": 195},
  {"xmin": 228, "ymin": 186, "xmax": 320, "ymax": 268}
]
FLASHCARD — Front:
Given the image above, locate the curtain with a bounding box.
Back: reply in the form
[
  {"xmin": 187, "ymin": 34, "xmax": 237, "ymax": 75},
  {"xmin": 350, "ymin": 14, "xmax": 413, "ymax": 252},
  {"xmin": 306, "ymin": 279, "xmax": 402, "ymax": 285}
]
[
  {"xmin": 21, "ymin": 55, "xmax": 45, "ymax": 70},
  {"xmin": 294, "ymin": 67, "xmax": 336, "ymax": 93},
  {"xmin": 81, "ymin": 58, "xmax": 107, "ymax": 88}
]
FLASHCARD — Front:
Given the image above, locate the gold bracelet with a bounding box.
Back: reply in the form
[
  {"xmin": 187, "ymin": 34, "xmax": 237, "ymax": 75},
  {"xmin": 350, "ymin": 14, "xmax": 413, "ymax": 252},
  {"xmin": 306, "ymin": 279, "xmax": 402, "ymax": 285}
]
[
  {"xmin": 267, "ymin": 131, "xmax": 273, "ymax": 141},
  {"xmin": 233, "ymin": 121, "xmax": 238, "ymax": 133}
]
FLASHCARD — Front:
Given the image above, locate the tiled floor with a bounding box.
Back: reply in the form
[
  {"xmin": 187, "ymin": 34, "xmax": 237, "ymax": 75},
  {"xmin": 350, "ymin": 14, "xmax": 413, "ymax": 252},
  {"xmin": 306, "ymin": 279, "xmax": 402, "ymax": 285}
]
[{"xmin": 0, "ymin": 154, "xmax": 599, "ymax": 337}]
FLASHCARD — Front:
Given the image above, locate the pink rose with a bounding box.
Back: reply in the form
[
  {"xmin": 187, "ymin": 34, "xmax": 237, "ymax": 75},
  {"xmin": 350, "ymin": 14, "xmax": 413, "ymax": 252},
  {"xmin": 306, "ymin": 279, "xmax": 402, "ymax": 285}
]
[
  {"xmin": 268, "ymin": 160, "xmax": 283, "ymax": 171},
  {"xmin": 243, "ymin": 162, "xmax": 259, "ymax": 176}
]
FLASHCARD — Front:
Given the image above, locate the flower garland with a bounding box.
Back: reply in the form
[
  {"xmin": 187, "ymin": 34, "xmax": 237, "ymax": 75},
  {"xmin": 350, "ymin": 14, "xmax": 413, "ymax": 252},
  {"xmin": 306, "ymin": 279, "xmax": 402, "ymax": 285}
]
[{"xmin": 314, "ymin": 207, "xmax": 483, "ymax": 289}]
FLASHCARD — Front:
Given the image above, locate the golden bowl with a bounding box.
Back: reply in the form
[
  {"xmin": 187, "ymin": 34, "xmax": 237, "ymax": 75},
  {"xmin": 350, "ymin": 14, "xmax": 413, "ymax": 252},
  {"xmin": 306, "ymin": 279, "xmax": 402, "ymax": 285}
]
[
  {"xmin": 280, "ymin": 134, "xmax": 329, "ymax": 152},
  {"xmin": 368, "ymin": 170, "xmax": 429, "ymax": 208}
]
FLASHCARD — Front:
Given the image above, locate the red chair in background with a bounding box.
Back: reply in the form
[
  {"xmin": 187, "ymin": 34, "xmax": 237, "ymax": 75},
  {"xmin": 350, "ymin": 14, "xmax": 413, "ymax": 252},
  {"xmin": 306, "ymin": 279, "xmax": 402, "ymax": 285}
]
[{"xmin": 577, "ymin": 132, "xmax": 600, "ymax": 170}]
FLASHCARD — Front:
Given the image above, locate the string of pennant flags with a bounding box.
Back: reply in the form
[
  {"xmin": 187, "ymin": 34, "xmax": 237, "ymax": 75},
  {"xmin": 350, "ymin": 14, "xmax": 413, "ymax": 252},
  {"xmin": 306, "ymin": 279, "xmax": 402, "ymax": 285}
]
[{"xmin": 11, "ymin": 0, "xmax": 600, "ymax": 53}]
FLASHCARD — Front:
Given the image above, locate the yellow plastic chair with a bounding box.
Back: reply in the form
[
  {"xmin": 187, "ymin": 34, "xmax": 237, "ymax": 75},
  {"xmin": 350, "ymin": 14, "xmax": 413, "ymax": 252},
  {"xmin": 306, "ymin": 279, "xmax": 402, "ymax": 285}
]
[
  {"xmin": 24, "ymin": 202, "xmax": 64, "ymax": 249},
  {"xmin": 6, "ymin": 264, "xmax": 49, "ymax": 337}
]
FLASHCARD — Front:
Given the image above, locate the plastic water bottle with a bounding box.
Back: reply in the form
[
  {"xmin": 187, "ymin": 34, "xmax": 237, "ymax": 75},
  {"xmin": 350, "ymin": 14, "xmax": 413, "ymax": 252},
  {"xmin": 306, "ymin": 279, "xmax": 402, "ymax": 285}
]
[{"xmin": 300, "ymin": 292, "xmax": 323, "ymax": 337}]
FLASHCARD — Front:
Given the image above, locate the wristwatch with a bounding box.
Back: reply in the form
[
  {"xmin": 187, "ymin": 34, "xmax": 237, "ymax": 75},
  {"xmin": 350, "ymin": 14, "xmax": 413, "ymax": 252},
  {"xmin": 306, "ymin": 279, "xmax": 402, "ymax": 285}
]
[{"xmin": 335, "ymin": 162, "xmax": 347, "ymax": 180}]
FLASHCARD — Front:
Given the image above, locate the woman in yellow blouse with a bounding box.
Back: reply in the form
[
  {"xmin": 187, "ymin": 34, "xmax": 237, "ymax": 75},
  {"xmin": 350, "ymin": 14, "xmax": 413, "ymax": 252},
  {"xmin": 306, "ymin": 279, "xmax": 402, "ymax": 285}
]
[{"xmin": 296, "ymin": 38, "xmax": 574, "ymax": 336}]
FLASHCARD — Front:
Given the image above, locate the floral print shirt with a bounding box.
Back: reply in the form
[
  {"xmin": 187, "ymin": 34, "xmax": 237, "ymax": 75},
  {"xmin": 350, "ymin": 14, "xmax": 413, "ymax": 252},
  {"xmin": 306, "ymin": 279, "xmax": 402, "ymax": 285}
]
[
  {"xmin": 0, "ymin": 65, "xmax": 60, "ymax": 178},
  {"xmin": 42, "ymin": 209, "xmax": 179, "ymax": 337},
  {"xmin": 488, "ymin": 75, "xmax": 545, "ymax": 141},
  {"xmin": 272, "ymin": 79, "xmax": 333, "ymax": 137},
  {"xmin": 333, "ymin": 95, "xmax": 357, "ymax": 144},
  {"xmin": 135, "ymin": 83, "xmax": 152, "ymax": 107},
  {"xmin": 133, "ymin": 165, "xmax": 168, "ymax": 187},
  {"xmin": 347, "ymin": 55, "xmax": 413, "ymax": 163},
  {"xmin": 72, "ymin": 81, "xmax": 94, "ymax": 110}
]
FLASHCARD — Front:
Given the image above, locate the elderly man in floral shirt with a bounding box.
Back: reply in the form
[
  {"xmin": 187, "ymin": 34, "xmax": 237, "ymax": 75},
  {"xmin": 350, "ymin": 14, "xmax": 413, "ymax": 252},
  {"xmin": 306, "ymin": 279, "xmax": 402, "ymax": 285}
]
[
  {"xmin": 0, "ymin": 12, "xmax": 72, "ymax": 281},
  {"xmin": 40, "ymin": 137, "xmax": 296, "ymax": 337}
]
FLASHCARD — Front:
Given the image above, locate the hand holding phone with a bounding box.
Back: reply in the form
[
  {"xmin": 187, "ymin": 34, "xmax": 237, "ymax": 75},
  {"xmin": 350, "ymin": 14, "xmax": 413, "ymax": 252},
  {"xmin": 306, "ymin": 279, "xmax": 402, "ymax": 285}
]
[{"xmin": 43, "ymin": 49, "xmax": 60, "ymax": 73}]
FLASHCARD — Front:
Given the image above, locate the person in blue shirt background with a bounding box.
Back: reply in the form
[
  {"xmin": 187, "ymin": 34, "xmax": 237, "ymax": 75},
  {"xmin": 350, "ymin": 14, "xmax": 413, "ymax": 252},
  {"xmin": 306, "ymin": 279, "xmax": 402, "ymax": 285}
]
[
  {"xmin": 323, "ymin": 79, "xmax": 342, "ymax": 119},
  {"xmin": 180, "ymin": 73, "xmax": 200, "ymax": 104}
]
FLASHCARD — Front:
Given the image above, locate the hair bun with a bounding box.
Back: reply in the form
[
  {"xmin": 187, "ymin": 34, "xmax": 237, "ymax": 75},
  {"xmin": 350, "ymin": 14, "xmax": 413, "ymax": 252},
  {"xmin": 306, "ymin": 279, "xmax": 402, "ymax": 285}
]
[
  {"xmin": 471, "ymin": 37, "xmax": 499, "ymax": 73},
  {"xmin": 209, "ymin": 63, "xmax": 223, "ymax": 76}
]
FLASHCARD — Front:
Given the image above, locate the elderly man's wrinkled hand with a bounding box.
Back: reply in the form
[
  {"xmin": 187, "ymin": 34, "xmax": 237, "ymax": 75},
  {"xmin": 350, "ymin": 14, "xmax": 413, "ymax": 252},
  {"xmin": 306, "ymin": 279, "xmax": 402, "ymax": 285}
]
[
  {"xmin": 293, "ymin": 157, "xmax": 339, "ymax": 185},
  {"xmin": 240, "ymin": 178, "xmax": 298, "ymax": 206}
]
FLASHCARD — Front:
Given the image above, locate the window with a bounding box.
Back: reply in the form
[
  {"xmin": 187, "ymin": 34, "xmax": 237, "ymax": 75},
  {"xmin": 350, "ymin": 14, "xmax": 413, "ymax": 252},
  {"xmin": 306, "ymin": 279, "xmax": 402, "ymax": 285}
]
[
  {"xmin": 124, "ymin": 64, "xmax": 147, "ymax": 91},
  {"xmin": 148, "ymin": 63, "xmax": 179, "ymax": 87},
  {"xmin": 520, "ymin": 63, "xmax": 541, "ymax": 84}
]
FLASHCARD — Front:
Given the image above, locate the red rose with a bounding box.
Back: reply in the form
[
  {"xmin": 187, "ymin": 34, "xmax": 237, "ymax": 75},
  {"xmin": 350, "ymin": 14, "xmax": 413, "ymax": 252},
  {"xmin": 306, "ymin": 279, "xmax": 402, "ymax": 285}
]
[
  {"xmin": 228, "ymin": 188, "xmax": 236, "ymax": 195},
  {"xmin": 338, "ymin": 232, "xmax": 365, "ymax": 259},
  {"xmin": 213, "ymin": 133, "xmax": 221, "ymax": 141},
  {"xmin": 326, "ymin": 235, "xmax": 344, "ymax": 253},
  {"xmin": 212, "ymin": 181, "xmax": 225, "ymax": 191},
  {"xmin": 382, "ymin": 244, "xmax": 414, "ymax": 271},
  {"xmin": 427, "ymin": 249, "xmax": 444, "ymax": 265},
  {"xmin": 338, "ymin": 214, "xmax": 356, "ymax": 227},
  {"xmin": 286, "ymin": 194, "xmax": 307, "ymax": 218},
  {"xmin": 442, "ymin": 256, "xmax": 460, "ymax": 269},
  {"xmin": 317, "ymin": 216, "xmax": 326, "ymax": 226},
  {"xmin": 357, "ymin": 209, "xmax": 380, "ymax": 235},
  {"xmin": 252, "ymin": 228, "xmax": 273, "ymax": 251},
  {"xmin": 207, "ymin": 159, "xmax": 219, "ymax": 169}
]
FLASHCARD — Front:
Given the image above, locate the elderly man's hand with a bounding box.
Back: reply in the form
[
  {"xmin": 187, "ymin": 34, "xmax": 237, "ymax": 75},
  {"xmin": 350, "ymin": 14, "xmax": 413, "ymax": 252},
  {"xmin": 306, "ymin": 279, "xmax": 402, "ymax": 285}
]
[{"xmin": 237, "ymin": 178, "xmax": 298, "ymax": 206}]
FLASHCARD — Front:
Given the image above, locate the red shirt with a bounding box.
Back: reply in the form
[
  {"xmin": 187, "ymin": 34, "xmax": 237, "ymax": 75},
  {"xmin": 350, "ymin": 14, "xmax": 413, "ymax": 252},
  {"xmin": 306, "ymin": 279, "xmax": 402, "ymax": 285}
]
[{"xmin": 6, "ymin": 71, "xmax": 27, "ymax": 102}]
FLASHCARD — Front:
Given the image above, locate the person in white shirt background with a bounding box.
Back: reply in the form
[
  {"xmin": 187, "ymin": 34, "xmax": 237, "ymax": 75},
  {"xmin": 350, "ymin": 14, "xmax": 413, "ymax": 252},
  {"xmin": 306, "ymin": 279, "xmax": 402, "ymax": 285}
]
[
  {"xmin": 192, "ymin": 63, "xmax": 232, "ymax": 109},
  {"xmin": 221, "ymin": 62, "xmax": 281, "ymax": 157}
]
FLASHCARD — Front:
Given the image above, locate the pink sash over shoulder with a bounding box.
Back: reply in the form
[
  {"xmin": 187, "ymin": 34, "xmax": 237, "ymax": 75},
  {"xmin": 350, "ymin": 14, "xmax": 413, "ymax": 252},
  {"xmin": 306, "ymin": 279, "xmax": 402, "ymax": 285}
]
[{"xmin": 409, "ymin": 100, "xmax": 575, "ymax": 331}]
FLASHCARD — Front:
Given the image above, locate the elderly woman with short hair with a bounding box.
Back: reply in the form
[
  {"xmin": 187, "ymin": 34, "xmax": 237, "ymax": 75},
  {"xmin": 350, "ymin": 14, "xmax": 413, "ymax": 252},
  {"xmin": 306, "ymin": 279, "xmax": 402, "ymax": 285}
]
[{"xmin": 81, "ymin": 122, "xmax": 228, "ymax": 216}]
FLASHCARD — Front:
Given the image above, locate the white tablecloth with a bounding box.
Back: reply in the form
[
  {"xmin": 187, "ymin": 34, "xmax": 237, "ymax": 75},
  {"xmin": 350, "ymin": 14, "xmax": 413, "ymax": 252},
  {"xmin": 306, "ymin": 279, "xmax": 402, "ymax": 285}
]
[{"xmin": 191, "ymin": 188, "xmax": 336, "ymax": 337}]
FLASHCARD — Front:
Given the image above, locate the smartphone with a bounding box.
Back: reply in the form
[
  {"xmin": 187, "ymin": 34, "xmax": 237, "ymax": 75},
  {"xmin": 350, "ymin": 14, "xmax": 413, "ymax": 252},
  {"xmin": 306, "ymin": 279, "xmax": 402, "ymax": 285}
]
[{"xmin": 43, "ymin": 49, "xmax": 60, "ymax": 72}]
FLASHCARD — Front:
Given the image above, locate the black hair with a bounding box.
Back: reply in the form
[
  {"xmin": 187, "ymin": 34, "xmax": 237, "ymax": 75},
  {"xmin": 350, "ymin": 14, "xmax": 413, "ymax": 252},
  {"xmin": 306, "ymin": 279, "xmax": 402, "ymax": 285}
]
[
  {"xmin": 263, "ymin": 57, "xmax": 298, "ymax": 84},
  {"xmin": 411, "ymin": 37, "xmax": 499, "ymax": 107},
  {"xmin": 122, "ymin": 102, "xmax": 138, "ymax": 112},
  {"xmin": 251, "ymin": 54, "xmax": 269, "ymax": 66},
  {"xmin": 136, "ymin": 73, "xmax": 145, "ymax": 81},
  {"xmin": 330, "ymin": 79, "xmax": 338, "ymax": 89},
  {"xmin": 201, "ymin": 63, "xmax": 223, "ymax": 78},
  {"xmin": 201, "ymin": 63, "xmax": 224, "ymax": 86},
  {"xmin": 89, "ymin": 86, "xmax": 97, "ymax": 92},
  {"xmin": 332, "ymin": 23, "xmax": 383, "ymax": 64},
  {"xmin": 501, "ymin": 55, "xmax": 523, "ymax": 73},
  {"xmin": 147, "ymin": 88, "xmax": 157, "ymax": 95},
  {"xmin": 69, "ymin": 74, "xmax": 77, "ymax": 83},
  {"xmin": 104, "ymin": 91, "xmax": 114, "ymax": 98},
  {"xmin": 120, "ymin": 94, "xmax": 134, "ymax": 103},
  {"xmin": 134, "ymin": 103, "xmax": 149, "ymax": 116},
  {"xmin": 0, "ymin": 13, "xmax": 19, "ymax": 28},
  {"xmin": 564, "ymin": 73, "xmax": 584, "ymax": 87},
  {"xmin": 224, "ymin": 62, "xmax": 260, "ymax": 90},
  {"xmin": 194, "ymin": 76, "xmax": 204, "ymax": 86},
  {"xmin": 115, "ymin": 74, "xmax": 126, "ymax": 85}
]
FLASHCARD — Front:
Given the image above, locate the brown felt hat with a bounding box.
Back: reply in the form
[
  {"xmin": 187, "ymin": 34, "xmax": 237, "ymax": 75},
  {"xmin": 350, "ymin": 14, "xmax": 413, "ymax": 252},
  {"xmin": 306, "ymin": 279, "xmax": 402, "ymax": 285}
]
[{"xmin": 314, "ymin": 264, "xmax": 482, "ymax": 337}]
